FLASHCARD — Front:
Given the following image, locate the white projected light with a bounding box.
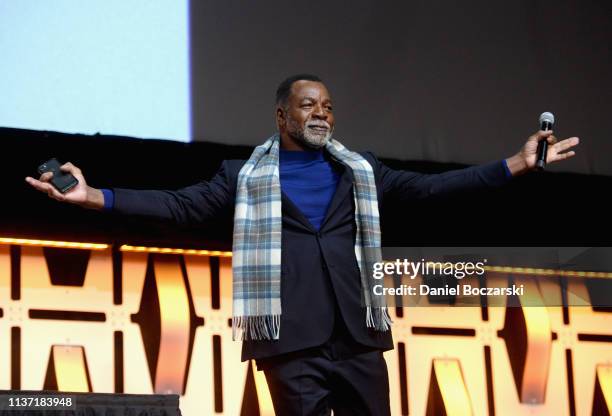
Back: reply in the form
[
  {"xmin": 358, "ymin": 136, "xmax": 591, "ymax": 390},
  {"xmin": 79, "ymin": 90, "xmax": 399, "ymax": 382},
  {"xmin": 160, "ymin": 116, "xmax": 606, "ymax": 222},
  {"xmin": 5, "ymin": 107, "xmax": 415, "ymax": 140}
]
[{"xmin": 0, "ymin": 1, "xmax": 190, "ymax": 142}]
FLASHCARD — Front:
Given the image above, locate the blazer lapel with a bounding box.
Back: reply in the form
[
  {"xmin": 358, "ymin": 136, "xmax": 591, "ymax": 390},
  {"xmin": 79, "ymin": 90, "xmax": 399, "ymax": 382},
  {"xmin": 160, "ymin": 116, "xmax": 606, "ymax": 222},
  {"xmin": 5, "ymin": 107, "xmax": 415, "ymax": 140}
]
[
  {"xmin": 281, "ymin": 191, "xmax": 317, "ymax": 232},
  {"xmin": 320, "ymin": 163, "xmax": 354, "ymax": 230}
]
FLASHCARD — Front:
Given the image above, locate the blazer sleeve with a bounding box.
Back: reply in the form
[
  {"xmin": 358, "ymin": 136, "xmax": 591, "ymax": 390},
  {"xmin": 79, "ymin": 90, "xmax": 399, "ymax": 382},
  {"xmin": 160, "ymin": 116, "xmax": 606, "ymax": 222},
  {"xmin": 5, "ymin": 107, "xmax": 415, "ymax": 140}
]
[
  {"xmin": 110, "ymin": 160, "xmax": 235, "ymax": 226},
  {"xmin": 365, "ymin": 152, "xmax": 512, "ymax": 202}
]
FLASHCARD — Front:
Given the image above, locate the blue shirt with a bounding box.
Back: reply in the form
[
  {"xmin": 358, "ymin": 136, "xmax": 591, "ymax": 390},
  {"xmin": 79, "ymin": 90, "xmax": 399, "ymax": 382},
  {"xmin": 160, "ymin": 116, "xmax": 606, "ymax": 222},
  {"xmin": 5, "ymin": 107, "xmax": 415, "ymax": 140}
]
[{"xmin": 279, "ymin": 149, "xmax": 340, "ymax": 230}]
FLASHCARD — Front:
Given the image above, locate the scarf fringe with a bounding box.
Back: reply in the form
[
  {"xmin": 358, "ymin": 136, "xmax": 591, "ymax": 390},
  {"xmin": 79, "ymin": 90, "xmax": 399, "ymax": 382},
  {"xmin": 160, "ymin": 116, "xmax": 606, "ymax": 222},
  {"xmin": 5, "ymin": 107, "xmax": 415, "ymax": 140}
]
[
  {"xmin": 366, "ymin": 306, "xmax": 393, "ymax": 331},
  {"xmin": 232, "ymin": 314, "xmax": 281, "ymax": 341}
]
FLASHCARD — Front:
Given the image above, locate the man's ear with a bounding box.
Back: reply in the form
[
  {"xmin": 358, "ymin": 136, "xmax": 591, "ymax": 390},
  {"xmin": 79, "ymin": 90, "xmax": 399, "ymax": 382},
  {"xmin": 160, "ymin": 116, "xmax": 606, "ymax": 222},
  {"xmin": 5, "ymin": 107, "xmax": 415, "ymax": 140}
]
[{"xmin": 276, "ymin": 106, "xmax": 286, "ymax": 131}]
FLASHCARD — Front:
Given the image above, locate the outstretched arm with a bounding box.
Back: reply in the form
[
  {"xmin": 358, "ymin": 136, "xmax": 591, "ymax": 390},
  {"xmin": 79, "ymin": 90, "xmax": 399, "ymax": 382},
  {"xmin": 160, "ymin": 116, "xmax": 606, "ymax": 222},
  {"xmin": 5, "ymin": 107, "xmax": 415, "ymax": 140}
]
[
  {"xmin": 373, "ymin": 130, "xmax": 579, "ymax": 202},
  {"xmin": 377, "ymin": 157, "xmax": 512, "ymax": 202},
  {"xmin": 26, "ymin": 161, "xmax": 235, "ymax": 226},
  {"xmin": 111, "ymin": 161, "xmax": 233, "ymax": 225}
]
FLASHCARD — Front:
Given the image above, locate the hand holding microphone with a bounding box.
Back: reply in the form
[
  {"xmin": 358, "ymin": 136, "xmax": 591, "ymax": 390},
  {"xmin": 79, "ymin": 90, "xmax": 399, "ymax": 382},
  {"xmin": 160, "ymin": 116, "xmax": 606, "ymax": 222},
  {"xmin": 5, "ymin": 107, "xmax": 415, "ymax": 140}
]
[{"xmin": 504, "ymin": 112, "xmax": 580, "ymax": 176}]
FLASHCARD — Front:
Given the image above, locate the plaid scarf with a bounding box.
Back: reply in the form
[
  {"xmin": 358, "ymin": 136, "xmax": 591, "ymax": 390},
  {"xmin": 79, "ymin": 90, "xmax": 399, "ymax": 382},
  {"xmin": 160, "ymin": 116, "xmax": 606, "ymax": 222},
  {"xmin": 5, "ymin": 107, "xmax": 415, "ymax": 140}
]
[{"xmin": 232, "ymin": 134, "xmax": 392, "ymax": 340}]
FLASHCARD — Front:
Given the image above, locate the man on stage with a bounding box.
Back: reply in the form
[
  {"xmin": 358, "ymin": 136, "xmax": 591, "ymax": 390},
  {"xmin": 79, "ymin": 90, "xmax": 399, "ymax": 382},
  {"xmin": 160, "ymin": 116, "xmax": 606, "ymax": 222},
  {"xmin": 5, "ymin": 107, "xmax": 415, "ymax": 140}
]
[{"xmin": 26, "ymin": 74, "xmax": 579, "ymax": 415}]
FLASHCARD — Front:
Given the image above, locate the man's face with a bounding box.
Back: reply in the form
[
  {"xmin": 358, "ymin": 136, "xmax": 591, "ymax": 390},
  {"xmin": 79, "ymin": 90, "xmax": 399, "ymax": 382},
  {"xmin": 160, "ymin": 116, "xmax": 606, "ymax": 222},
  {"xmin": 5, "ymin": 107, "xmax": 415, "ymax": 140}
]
[{"xmin": 278, "ymin": 80, "xmax": 335, "ymax": 149}]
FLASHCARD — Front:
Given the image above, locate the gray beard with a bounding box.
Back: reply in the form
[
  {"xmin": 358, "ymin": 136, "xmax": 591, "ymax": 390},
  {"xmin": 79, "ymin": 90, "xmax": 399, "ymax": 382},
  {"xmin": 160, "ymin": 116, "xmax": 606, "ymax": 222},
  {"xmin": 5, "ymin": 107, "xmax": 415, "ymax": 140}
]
[{"xmin": 286, "ymin": 114, "xmax": 332, "ymax": 149}]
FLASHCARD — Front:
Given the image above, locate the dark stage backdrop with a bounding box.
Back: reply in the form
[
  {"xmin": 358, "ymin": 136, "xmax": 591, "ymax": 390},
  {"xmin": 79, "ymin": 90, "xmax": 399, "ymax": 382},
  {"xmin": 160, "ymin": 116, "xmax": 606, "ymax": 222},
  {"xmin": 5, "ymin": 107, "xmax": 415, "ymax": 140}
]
[{"xmin": 190, "ymin": 0, "xmax": 611, "ymax": 175}]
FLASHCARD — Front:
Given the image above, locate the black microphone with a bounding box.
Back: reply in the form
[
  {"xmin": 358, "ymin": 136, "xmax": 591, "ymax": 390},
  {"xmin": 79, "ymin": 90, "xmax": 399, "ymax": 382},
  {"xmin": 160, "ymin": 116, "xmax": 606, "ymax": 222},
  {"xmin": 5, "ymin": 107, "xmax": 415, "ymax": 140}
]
[{"xmin": 536, "ymin": 112, "xmax": 555, "ymax": 170}]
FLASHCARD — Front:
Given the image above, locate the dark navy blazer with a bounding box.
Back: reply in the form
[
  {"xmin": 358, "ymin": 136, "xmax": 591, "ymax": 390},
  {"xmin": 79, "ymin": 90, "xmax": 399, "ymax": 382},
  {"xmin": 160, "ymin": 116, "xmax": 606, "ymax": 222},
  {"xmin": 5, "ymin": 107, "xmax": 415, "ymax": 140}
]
[{"xmin": 111, "ymin": 152, "xmax": 511, "ymax": 361}]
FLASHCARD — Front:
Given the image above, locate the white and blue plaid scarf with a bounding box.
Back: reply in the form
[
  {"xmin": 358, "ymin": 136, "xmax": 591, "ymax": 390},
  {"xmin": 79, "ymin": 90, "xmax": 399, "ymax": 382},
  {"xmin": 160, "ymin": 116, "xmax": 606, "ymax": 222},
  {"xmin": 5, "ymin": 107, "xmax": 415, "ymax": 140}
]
[{"xmin": 232, "ymin": 134, "xmax": 392, "ymax": 340}]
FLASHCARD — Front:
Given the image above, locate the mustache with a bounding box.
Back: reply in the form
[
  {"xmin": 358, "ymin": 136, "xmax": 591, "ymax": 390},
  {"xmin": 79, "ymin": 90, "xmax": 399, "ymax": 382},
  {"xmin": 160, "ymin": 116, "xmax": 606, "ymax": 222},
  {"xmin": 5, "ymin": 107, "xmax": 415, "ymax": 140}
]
[{"xmin": 306, "ymin": 120, "xmax": 331, "ymax": 130}]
